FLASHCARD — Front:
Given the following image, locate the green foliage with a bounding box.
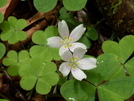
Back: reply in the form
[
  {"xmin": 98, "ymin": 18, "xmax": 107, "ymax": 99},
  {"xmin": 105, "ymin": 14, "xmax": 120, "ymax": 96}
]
[
  {"xmin": 0, "ymin": 16, "xmax": 27, "ymax": 44},
  {"xmin": 0, "ymin": 12, "xmax": 4, "ymax": 23},
  {"xmin": 85, "ymin": 53, "xmax": 125, "ymax": 85},
  {"xmin": 59, "ymin": 7, "xmax": 75, "ymax": 28},
  {"xmin": 33, "ymin": 0, "xmax": 87, "ymax": 13},
  {"xmin": 0, "ymin": 0, "xmax": 7, "ymax": 8},
  {"xmin": 102, "ymin": 35, "xmax": 134, "ymax": 78},
  {"xmin": 98, "ymin": 77, "xmax": 134, "ymax": 101},
  {"xmin": 78, "ymin": 35, "xmax": 91, "ymax": 48},
  {"xmin": 63, "ymin": 0, "xmax": 87, "ymax": 11},
  {"xmin": 33, "ymin": 0, "xmax": 58, "ymax": 13},
  {"xmin": 0, "ymin": 99, "xmax": 9, "ymax": 101},
  {"xmin": 1, "ymin": 0, "xmax": 134, "ymax": 100},
  {"xmin": 60, "ymin": 52, "xmax": 134, "ymax": 101},
  {"xmin": 31, "ymin": 26, "xmax": 61, "ymax": 61},
  {"xmin": 3, "ymin": 50, "xmax": 31, "ymax": 76},
  {"xmin": 60, "ymin": 79, "xmax": 96, "ymax": 101},
  {"xmin": 0, "ymin": 43, "xmax": 6, "ymax": 59},
  {"xmin": 102, "ymin": 35, "xmax": 134, "ymax": 63},
  {"xmin": 78, "ymin": 26, "xmax": 98, "ymax": 49},
  {"xmin": 86, "ymin": 27, "xmax": 98, "ymax": 41},
  {"xmin": 125, "ymin": 57, "xmax": 134, "ymax": 78},
  {"xmin": 19, "ymin": 57, "xmax": 59, "ymax": 94}
]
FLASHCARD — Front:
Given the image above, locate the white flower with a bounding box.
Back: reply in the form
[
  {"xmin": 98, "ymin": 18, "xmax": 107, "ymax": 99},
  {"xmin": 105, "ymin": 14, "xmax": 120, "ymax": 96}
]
[
  {"xmin": 47, "ymin": 20, "xmax": 87, "ymax": 56},
  {"xmin": 59, "ymin": 48, "xmax": 97, "ymax": 81}
]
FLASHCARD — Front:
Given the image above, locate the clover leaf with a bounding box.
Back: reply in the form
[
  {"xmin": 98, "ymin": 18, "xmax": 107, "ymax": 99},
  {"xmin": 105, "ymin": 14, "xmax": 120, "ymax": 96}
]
[
  {"xmin": 31, "ymin": 26, "xmax": 61, "ymax": 62},
  {"xmin": 2, "ymin": 50, "xmax": 31, "ymax": 76},
  {"xmin": 0, "ymin": 16, "xmax": 27, "ymax": 44},
  {"xmin": 0, "ymin": 13, "xmax": 4, "ymax": 23},
  {"xmin": 63, "ymin": 0, "xmax": 87, "ymax": 11},
  {"xmin": 0, "ymin": 0, "xmax": 7, "ymax": 8},
  {"xmin": 85, "ymin": 53, "xmax": 125, "ymax": 85},
  {"xmin": 102, "ymin": 35, "xmax": 134, "ymax": 63},
  {"xmin": 0, "ymin": 99, "xmax": 9, "ymax": 101},
  {"xmin": 19, "ymin": 57, "xmax": 59, "ymax": 94},
  {"xmin": 0, "ymin": 43, "xmax": 6, "ymax": 59},
  {"xmin": 86, "ymin": 27, "xmax": 98, "ymax": 41},
  {"xmin": 98, "ymin": 77, "xmax": 134, "ymax": 101},
  {"xmin": 59, "ymin": 7, "xmax": 75, "ymax": 28},
  {"xmin": 78, "ymin": 35, "xmax": 91, "ymax": 48},
  {"xmin": 102, "ymin": 35, "xmax": 134, "ymax": 78},
  {"xmin": 60, "ymin": 79, "xmax": 96, "ymax": 101},
  {"xmin": 33, "ymin": 0, "xmax": 58, "ymax": 13}
]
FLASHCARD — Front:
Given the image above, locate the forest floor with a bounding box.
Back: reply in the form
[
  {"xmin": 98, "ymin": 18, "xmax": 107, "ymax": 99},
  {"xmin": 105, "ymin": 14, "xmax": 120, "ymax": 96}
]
[{"xmin": 0, "ymin": 0, "xmax": 134, "ymax": 101}]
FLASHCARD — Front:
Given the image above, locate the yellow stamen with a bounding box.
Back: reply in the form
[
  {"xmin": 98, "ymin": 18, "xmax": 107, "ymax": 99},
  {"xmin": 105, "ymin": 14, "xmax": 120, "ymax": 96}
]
[
  {"xmin": 69, "ymin": 38, "xmax": 73, "ymax": 41},
  {"xmin": 61, "ymin": 40, "xmax": 65, "ymax": 44},
  {"xmin": 69, "ymin": 44, "xmax": 72, "ymax": 47},
  {"xmin": 77, "ymin": 62, "xmax": 80, "ymax": 65},
  {"xmin": 72, "ymin": 66, "xmax": 77, "ymax": 69},
  {"xmin": 74, "ymin": 57, "xmax": 78, "ymax": 60},
  {"xmin": 68, "ymin": 63, "xmax": 71, "ymax": 66},
  {"xmin": 63, "ymin": 36, "xmax": 68, "ymax": 39},
  {"xmin": 69, "ymin": 58, "xmax": 72, "ymax": 61},
  {"xmin": 64, "ymin": 45, "xmax": 67, "ymax": 48}
]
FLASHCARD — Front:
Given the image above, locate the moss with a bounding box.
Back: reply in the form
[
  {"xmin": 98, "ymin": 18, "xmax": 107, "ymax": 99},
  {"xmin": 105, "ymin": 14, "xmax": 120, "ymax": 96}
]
[{"xmin": 95, "ymin": 0, "xmax": 134, "ymax": 36}]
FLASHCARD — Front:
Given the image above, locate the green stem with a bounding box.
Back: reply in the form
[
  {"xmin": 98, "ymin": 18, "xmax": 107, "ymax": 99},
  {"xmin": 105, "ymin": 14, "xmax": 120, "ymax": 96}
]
[
  {"xmin": 93, "ymin": 18, "xmax": 105, "ymax": 27},
  {"xmin": 0, "ymin": 93, "xmax": 9, "ymax": 100}
]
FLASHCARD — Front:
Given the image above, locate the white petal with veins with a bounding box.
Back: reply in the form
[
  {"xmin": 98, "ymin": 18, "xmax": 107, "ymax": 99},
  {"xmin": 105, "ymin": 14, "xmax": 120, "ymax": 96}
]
[
  {"xmin": 47, "ymin": 37, "xmax": 63, "ymax": 48},
  {"xmin": 73, "ymin": 48, "xmax": 87, "ymax": 60},
  {"xmin": 60, "ymin": 50, "xmax": 72, "ymax": 61},
  {"xmin": 71, "ymin": 68, "xmax": 87, "ymax": 81},
  {"xmin": 58, "ymin": 20, "xmax": 69, "ymax": 38},
  {"xmin": 59, "ymin": 62, "xmax": 71, "ymax": 76},
  {"xmin": 69, "ymin": 42, "xmax": 87, "ymax": 52},
  {"xmin": 69, "ymin": 24, "xmax": 86, "ymax": 42},
  {"xmin": 78, "ymin": 57, "xmax": 97, "ymax": 70},
  {"xmin": 59, "ymin": 45, "xmax": 69, "ymax": 56}
]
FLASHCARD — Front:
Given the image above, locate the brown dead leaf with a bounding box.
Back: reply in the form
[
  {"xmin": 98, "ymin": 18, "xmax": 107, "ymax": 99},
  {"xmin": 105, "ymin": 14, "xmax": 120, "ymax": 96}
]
[
  {"xmin": 0, "ymin": 0, "xmax": 19, "ymax": 19},
  {"xmin": 0, "ymin": 74, "xmax": 3, "ymax": 89},
  {"xmin": 2, "ymin": 2, "xmax": 59, "ymax": 51},
  {"xmin": 31, "ymin": 94, "xmax": 45, "ymax": 101}
]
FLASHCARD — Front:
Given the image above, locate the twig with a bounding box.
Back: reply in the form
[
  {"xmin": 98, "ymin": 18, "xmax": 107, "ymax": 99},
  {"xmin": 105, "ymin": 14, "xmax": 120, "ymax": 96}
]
[{"xmin": 1, "ymin": 66, "xmax": 28, "ymax": 101}]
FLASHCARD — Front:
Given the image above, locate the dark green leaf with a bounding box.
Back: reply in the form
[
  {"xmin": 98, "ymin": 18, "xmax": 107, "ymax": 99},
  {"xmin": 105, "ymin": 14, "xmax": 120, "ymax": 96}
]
[
  {"xmin": 32, "ymin": 31, "xmax": 47, "ymax": 45},
  {"xmin": 125, "ymin": 57, "xmax": 134, "ymax": 78},
  {"xmin": 86, "ymin": 27, "xmax": 98, "ymax": 41},
  {"xmin": 0, "ymin": 13, "xmax": 4, "ymax": 23},
  {"xmin": 0, "ymin": 0, "xmax": 7, "ymax": 7},
  {"xmin": 63, "ymin": 0, "xmax": 87, "ymax": 11},
  {"xmin": 61, "ymin": 79, "xmax": 96, "ymax": 101},
  {"xmin": 78, "ymin": 35, "xmax": 91, "ymax": 48},
  {"xmin": 0, "ymin": 43, "xmax": 5, "ymax": 59},
  {"xmin": 85, "ymin": 53, "xmax": 125, "ymax": 85},
  {"xmin": 34, "ymin": 0, "xmax": 58, "ymax": 12},
  {"xmin": 98, "ymin": 77, "xmax": 134, "ymax": 101}
]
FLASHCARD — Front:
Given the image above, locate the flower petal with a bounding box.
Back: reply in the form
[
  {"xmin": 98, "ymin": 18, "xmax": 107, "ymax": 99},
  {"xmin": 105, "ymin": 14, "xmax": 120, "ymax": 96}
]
[
  {"xmin": 71, "ymin": 68, "xmax": 87, "ymax": 81},
  {"xmin": 69, "ymin": 24, "xmax": 86, "ymax": 42},
  {"xmin": 47, "ymin": 37, "xmax": 63, "ymax": 48},
  {"xmin": 69, "ymin": 42, "xmax": 87, "ymax": 52},
  {"xmin": 59, "ymin": 45, "xmax": 69, "ymax": 56},
  {"xmin": 73, "ymin": 47, "xmax": 87, "ymax": 60},
  {"xmin": 78, "ymin": 57, "xmax": 97, "ymax": 70},
  {"xmin": 59, "ymin": 62, "xmax": 71, "ymax": 76},
  {"xmin": 58, "ymin": 20, "xmax": 69, "ymax": 38},
  {"xmin": 60, "ymin": 49, "xmax": 72, "ymax": 61}
]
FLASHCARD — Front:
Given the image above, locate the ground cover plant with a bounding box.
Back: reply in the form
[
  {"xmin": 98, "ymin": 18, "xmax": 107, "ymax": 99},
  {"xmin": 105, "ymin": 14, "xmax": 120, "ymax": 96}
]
[{"xmin": 0, "ymin": 0, "xmax": 134, "ymax": 101}]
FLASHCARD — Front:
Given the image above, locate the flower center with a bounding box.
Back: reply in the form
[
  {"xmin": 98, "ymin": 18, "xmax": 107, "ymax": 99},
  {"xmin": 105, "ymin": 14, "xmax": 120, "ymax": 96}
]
[
  {"xmin": 61, "ymin": 37, "xmax": 73, "ymax": 48},
  {"xmin": 68, "ymin": 57, "xmax": 80, "ymax": 69}
]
